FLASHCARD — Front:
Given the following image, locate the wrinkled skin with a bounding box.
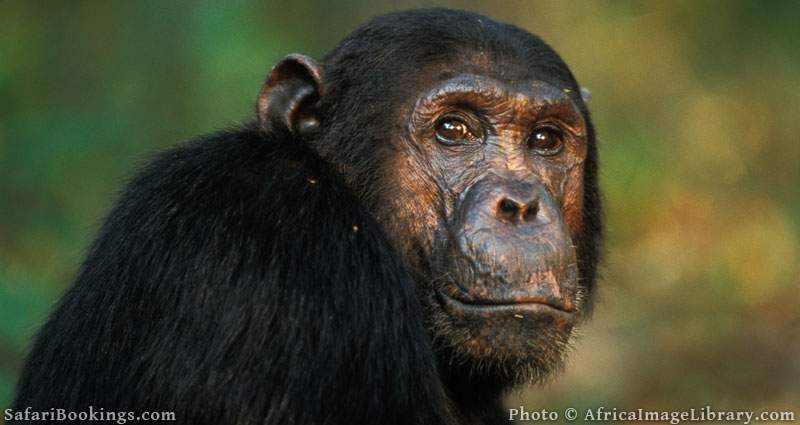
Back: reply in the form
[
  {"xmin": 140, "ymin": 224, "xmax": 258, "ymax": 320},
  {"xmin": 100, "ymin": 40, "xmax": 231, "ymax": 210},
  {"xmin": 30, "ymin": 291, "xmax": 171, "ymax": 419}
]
[{"xmin": 377, "ymin": 72, "xmax": 589, "ymax": 382}]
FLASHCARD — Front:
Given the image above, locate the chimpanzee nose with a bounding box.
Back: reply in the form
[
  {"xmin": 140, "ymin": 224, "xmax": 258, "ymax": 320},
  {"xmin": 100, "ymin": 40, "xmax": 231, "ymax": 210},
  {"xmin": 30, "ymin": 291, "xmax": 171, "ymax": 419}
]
[
  {"xmin": 457, "ymin": 172, "xmax": 561, "ymax": 233},
  {"xmin": 496, "ymin": 196, "xmax": 539, "ymax": 224},
  {"xmin": 454, "ymin": 172, "xmax": 577, "ymax": 303}
]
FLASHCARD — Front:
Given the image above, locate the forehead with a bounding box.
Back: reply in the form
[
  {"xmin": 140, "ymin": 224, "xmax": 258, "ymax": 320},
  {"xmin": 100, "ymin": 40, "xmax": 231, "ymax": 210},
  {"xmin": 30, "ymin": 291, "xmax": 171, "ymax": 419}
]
[
  {"xmin": 418, "ymin": 73, "xmax": 576, "ymax": 108},
  {"xmin": 409, "ymin": 72, "xmax": 584, "ymax": 130},
  {"xmin": 396, "ymin": 43, "xmax": 583, "ymax": 110}
]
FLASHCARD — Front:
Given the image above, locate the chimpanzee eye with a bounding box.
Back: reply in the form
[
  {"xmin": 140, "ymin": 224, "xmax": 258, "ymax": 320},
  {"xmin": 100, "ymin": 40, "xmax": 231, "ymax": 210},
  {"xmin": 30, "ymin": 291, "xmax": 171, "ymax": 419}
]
[
  {"xmin": 434, "ymin": 117, "xmax": 478, "ymax": 146},
  {"xmin": 529, "ymin": 125, "xmax": 565, "ymax": 156}
]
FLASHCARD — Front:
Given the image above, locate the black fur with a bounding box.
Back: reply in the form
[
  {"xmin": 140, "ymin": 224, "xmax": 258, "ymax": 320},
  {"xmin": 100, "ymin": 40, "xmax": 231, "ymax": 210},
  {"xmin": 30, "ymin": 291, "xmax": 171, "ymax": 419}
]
[
  {"xmin": 11, "ymin": 9, "xmax": 600, "ymax": 425},
  {"xmin": 11, "ymin": 125, "xmax": 450, "ymax": 424}
]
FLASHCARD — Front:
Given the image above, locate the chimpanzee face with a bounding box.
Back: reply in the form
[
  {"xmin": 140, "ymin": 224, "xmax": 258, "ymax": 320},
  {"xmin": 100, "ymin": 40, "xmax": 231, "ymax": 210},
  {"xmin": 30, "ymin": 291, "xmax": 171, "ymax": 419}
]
[{"xmin": 380, "ymin": 69, "xmax": 590, "ymax": 380}]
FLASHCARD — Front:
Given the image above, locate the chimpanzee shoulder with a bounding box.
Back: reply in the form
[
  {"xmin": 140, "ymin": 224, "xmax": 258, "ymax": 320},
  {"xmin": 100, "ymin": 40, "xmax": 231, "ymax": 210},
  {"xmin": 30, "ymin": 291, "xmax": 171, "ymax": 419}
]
[{"xmin": 12, "ymin": 124, "xmax": 449, "ymax": 424}]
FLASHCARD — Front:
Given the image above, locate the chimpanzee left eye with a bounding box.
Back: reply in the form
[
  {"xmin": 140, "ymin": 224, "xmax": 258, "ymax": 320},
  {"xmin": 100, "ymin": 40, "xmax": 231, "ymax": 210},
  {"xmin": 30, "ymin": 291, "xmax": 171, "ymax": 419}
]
[{"xmin": 529, "ymin": 125, "xmax": 565, "ymax": 156}]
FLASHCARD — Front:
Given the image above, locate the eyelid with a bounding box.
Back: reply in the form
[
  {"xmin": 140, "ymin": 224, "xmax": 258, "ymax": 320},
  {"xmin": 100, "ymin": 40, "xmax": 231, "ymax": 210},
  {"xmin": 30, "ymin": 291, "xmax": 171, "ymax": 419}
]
[
  {"xmin": 533, "ymin": 117, "xmax": 580, "ymax": 137},
  {"xmin": 531, "ymin": 122, "xmax": 564, "ymax": 137}
]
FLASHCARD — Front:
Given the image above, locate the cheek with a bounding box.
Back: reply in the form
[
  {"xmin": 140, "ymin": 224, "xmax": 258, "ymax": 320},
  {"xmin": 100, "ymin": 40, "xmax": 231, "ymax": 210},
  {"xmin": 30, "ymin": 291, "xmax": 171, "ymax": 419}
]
[
  {"xmin": 561, "ymin": 165, "xmax": 584, "ymax": 242},
  {"xmin": 560, "ymin": 134, "xmax": 588, "ymax": 242},
  {"xmin": 379, "ymin": 151, "xmax": 440, "ymax": 260}
]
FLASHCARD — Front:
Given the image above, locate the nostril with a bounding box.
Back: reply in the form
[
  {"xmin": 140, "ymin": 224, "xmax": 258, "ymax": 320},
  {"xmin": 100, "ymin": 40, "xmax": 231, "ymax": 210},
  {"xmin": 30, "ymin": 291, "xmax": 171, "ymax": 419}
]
[
  {"xmin": 497, "ymin": 198, "xmax": 521, "ymax": 222},
  {"xmin": 522, "ymin": 202, "xmax": 539, "ymax": 223}
]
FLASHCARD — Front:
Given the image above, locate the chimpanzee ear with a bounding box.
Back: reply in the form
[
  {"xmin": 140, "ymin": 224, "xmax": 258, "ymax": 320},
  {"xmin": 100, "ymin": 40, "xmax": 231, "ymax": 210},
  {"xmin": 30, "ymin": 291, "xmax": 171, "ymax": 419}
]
[
  {"xmin": 580, "ymin": 87, "xmax": 591, "ymax": 103},
  {"xmin": 257, "ymin": 54, "xmax": 324, "ymax": 137}
]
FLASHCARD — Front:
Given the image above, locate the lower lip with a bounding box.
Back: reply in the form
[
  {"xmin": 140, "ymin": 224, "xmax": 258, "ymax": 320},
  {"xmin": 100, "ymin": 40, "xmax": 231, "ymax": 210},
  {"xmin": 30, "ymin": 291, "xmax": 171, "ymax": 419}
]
[{"xmin": 437, "ymin": 291, "xmax": 577, "ymax": 322}]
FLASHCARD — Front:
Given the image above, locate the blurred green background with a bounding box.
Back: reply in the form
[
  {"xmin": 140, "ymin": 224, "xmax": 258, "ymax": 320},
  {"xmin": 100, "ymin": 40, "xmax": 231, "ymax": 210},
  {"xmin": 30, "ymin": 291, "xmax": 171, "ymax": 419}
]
[{"xmin": 1, "ymin": 0, "xmax": 798, "ymax": 419}]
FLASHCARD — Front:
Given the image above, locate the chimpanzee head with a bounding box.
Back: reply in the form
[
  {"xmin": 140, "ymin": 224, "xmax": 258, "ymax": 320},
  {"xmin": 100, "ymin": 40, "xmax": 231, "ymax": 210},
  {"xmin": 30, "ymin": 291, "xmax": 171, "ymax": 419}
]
[{"xmin": 257, "ymin": 9, "xmax": 601, "ymax": 387}]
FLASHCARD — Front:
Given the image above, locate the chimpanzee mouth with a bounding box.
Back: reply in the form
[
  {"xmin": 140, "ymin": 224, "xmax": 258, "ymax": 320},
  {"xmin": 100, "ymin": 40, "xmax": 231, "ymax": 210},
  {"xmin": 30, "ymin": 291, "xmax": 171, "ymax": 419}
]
[{"xmin": 436, "ymin": 289, "xmax": 577, "ymax": 322}]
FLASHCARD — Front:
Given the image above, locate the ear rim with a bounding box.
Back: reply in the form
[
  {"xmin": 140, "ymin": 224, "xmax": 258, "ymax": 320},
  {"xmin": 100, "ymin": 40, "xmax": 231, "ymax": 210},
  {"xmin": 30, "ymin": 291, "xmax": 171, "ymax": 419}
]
[
  {"xmin": 257, "ymin": 53, "xmax": 324, "ymax": 136},
  {"xmin": 580, "ymin": 87, "xmax": 591, "ymax": 103}
]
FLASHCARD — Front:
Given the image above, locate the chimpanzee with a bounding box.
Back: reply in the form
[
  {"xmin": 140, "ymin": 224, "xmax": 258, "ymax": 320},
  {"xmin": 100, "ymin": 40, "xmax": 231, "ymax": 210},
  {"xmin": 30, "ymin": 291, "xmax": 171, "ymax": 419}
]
[{"xmin": 10, "ymin": 8, "xmax": 601, "ymax": 425}]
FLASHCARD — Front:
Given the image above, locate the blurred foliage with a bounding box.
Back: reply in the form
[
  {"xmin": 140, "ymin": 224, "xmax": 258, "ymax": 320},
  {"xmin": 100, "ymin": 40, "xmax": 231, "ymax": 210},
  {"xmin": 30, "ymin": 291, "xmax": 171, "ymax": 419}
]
[{"xmin": 0, "ymin": 0, "xmax": 798, "ymax": 418}]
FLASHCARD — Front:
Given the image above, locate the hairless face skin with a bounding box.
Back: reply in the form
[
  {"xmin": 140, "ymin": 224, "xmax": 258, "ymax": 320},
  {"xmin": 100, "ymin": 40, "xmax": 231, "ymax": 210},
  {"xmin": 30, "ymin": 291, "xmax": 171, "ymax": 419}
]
[{"xmin": 378, "ymin": 70, "xmax": 590, "ymax": 380}]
